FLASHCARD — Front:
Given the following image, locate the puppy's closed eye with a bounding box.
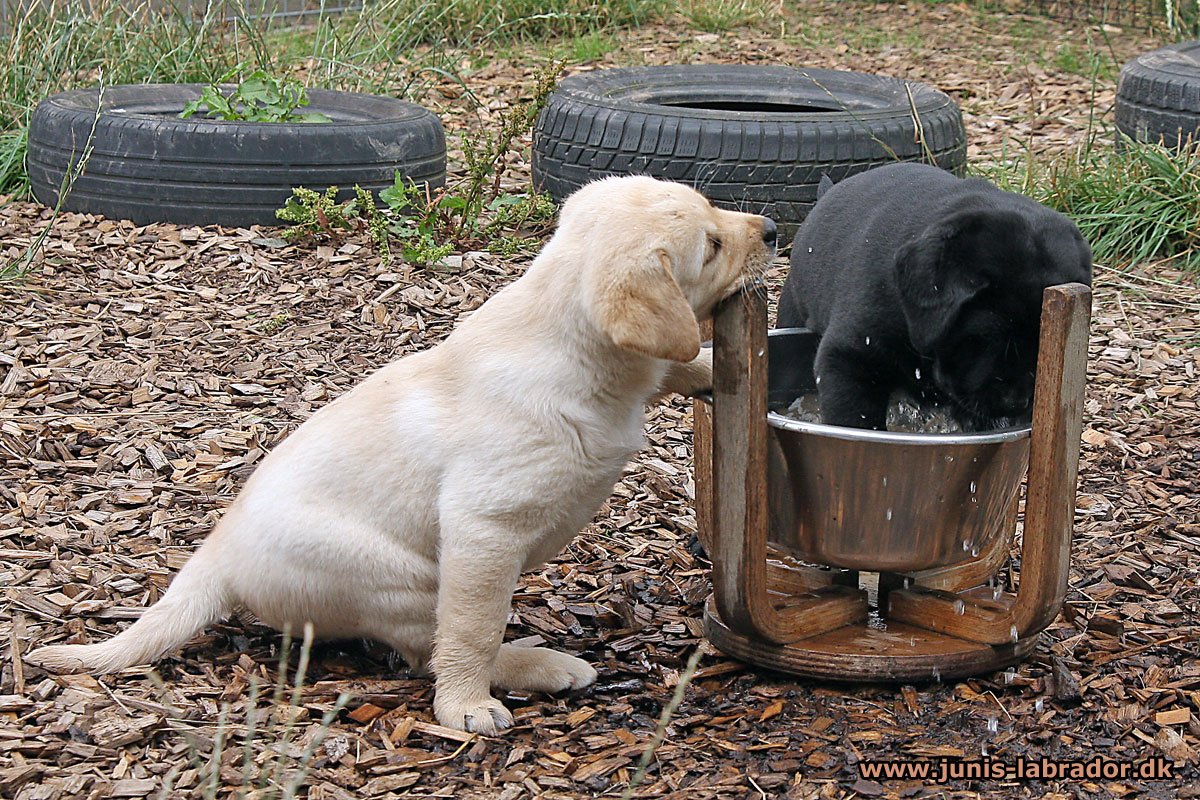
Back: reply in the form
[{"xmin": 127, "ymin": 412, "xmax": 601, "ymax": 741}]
[{"xmin": 706, "ymin": 235, "xmax": 722, "ymax": 262}]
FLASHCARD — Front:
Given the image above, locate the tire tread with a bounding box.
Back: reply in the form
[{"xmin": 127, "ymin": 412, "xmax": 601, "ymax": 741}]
[
  {"xmin": 28, "ymin": 84, "xmax": 446, "ymax": 227},
  {"xmin": 532, "ymin": 66, "xmax": 966, "ymax": 241}
]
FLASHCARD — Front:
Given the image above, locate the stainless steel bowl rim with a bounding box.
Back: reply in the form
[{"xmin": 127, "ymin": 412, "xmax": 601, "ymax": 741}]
[{"xmin": 766, "ymin": 412, "xmax": 1032, "ymax": 445}]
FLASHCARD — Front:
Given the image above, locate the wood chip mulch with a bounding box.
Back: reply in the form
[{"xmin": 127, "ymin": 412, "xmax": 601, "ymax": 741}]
[{"xmin": 1, "ymin": 4, "xmax": 1198, "ymax": 799}]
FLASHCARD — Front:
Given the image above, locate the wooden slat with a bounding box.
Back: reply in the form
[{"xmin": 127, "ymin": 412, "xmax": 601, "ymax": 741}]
[
  {"xmin": 709, "ymin": 285, "xmax": 771, "ymax": 635},
  {"xmin": 693, "ymin": 401, "xmax": 714, "ymax": 556},
  {"xmin": 694, "ymin": 318, "xmax": 715, "ymax": 555},
  {"xmin": 888, "ymin": 283, "xmax": 1091, "ymax": 644},
  {"xmin": 708, "ymin": 286, "xmax": 866, "ymax": 644},
  {"xmin": 894, "ymin": 494, "xmax": 1018, "ymax": 593}
]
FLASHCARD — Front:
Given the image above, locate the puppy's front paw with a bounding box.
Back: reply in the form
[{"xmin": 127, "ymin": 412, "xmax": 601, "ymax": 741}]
[
  {"xmin": 655, "ymin": 349, "xmax": 713, "ymax": 399},
  {"xmin": 493, "ymin": 645, "xmax": 598, "ymax": 694},
  {"xmin": 434, "ymin": 693, "xmax": 514, "ymax": 735}
]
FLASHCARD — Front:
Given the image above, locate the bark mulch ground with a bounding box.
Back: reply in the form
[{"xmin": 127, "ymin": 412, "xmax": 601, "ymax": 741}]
[{"xmin": 1, "ymin": 3, "xmax": 1198, "ymax": 799}]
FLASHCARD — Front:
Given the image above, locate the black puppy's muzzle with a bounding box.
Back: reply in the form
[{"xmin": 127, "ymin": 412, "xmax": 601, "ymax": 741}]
[
  {"xmin": 761, "ymin": 217, "xmax": 778, "ymax": 246},
  {"xmin": 995, "ymin": 373, "xmax": 1036, "ymax": 415}
]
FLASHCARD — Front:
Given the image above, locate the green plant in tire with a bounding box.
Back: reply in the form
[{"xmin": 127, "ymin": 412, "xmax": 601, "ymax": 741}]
[{"xmin": 180, "ymin": 70, "xmax": 332, "ymax": 124}]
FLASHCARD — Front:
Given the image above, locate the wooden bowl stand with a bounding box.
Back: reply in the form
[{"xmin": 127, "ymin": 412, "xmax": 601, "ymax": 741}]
[{"xmin": 694, "ymin": 283, "xmax": 1091, "ymax": 682}]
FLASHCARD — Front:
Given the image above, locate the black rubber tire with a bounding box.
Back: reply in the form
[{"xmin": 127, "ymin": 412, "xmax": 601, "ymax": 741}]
[
  {"xmin": 532, "ymin": 65, "xmax": 967, "ymax": 242},
  {"xmin": 1115, "ymin": 41, "xmax": 1200, "ymax": 147},
  {"xmin": 28, "ymin": 84, "xmax": 446, "ymax": 227}
]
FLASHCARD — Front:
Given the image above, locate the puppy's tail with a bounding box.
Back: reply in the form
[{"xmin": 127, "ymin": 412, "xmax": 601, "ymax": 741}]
[{"xmin": 25, "ymin": 547, "xmax": 231, "ymax": 674}]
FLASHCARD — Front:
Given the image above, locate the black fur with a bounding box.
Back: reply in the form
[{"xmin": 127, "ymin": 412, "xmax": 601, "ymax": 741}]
[{"xmin": 777, "ymin": 162, "xmax": 1092, "ymax": 431}]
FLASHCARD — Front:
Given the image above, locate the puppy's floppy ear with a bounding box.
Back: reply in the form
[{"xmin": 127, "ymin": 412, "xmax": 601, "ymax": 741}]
[
  {"xmin": 894, "ymin": 209, "xmax": 1009, "ymax": 353},
  {"xmin": 592, "ymin": 248, "xmax": 702, "ymax": 362},
  {"xmin": 817, "ymin": 173, "xmax": 835, "ymax": 199}
]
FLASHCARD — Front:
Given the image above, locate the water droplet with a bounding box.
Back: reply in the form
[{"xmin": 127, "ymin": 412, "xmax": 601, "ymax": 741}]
[
  {"xmin": 992, "ymin": 585, "xmax": 1002, "ymax": 600},
  {"xmin": 816, "ymin": 375, "xmax": 822, "ymax": 385},
  {"xmin": 970, "ymin": 481, "xmax": 977, "ymax": 493},
  {"xmin": 971, "ymin": 545, "xmax": 979, "ymax": 558},
  {"xmin": 933, "ymin": 284, "xmax": 939, "ymax": 292},
  {"xmin": 972, "ymin": 457, "xmax": 978, "ymax": 463},
  {"xmin": 908, "ymin": 636, "xmax": 916, "ymax": 646},
  {"xmin": 914, "ymin": 367, "xmax": 922, "ymax": 380},
  {"xmin": 903, "ymin": 577, "xmax": 911, "ymax": 589},
  {"xmin": 954, "ymin": 599, "xmax": 966, "ymax": 615},
  {"xmin": 981, "ymin": 743, "xmax": 989, "ymax": 757},
  {"xmin": 931, "ymin": 666, "xmax": 941, "ymax": 682},
  {"xmin": 1035, "ymin": 697, "xmax": 1044, "ymax": 712},
  {"xmin": 807, "ymin": 246, "xmax": 813, "ymax": 253},
  {"xmin": 757, "ymin": 348, "xmax": 764, "ymax": 357},
  {"xmin": 865, "ymin": 336, "xmax": 871, "ymax": 345},
  {"xmin": 1009, "ymin": 625, "xmax": 1019, "ymax": 643},
  {"xmin": 1002, "ymin": 671, "xmax": 1014, "ymax": 685},
  {"xmin": 962, "ymin": 540, "xmax": 970, "ymax": 552},
  {"xmin": 987, "ymin": 717, "xmax": 998, "ymax": 733},
  {"xmin": 886, "ymin": 508, "xmax": 893, "ymax": 521},
  {"xmin": 882, "ymin": 476, "xmax": 888, "ymax": 487}
]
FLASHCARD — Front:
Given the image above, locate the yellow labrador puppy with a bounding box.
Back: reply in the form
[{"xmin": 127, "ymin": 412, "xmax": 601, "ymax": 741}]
[{"xmin": 26, "ymin": 176, "xmax": 777, "ymax": 734}]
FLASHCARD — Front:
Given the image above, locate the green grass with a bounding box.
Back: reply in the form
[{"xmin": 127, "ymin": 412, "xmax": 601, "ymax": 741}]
[
  {"xmin": 981, "ymin": 135, "xmax": 1200, "ymax": 270},
  {"xmin": 556, "ymin": 31, "xmax": 621, "ymax": 62},
  {"xmin": 677, "ymin": 0, "xmax": 768, "ymax": 33},
  {"xmin": 0, "ymin": 0, "xmax": 659, "ymax": 195},
  {"xmin": 1052, "ymin": 41, "xmax": 1118, "ymax": 82},
  {"xmin": 0, "ymin": 129, "xmax": 25, "ymax": 194}
]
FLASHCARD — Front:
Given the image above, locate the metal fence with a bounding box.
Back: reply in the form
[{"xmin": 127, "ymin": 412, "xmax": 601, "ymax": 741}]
[
  {"xmin": 1013, "ymin": 0, "xmax": 1159, "ymax": 30},
  {"xmin": 977, "ymin": 0, "xmax": 1200, "ymax": 32}
]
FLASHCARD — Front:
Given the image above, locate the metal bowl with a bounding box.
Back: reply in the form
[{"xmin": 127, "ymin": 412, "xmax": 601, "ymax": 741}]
[{"xmin": 761, "ymin": 329, "xmax": 1031, "ymax": 572}]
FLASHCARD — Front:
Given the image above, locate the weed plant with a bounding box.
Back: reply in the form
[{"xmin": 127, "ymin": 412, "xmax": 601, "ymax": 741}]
[
  {"xmin": 277, "ymin": 185, "xmax": 392, "ymax": 257},
  {"xmin": 1, "ymin": 82, "xmax": 102, "ymax": 284},
  {"xmin": 0, "ymin": 129, "xmax": 25, "ymax": 194},
  {"xmin": 277, "ymin": 59, "xmax": 564, "ymax": 265},
  {"xmin": 154, "ymin": 625, "xmax": 350, "ymax": 799},
  {"xmin": 620, "ymin": 647, "xmax": 703, "ymax": 800},
  {"xmin": 1165, "ymin": 0, "xmax": 1200, "ymax": 38}
]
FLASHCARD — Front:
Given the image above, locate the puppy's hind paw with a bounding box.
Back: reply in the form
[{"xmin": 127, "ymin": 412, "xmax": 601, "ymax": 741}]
[
  {"xmin": 492, "ymin": 645, "xmax": 598, "ymax": 694},
  {"xmin": 24, "ymin": 645, "xmax": 92, "ymax": 674},
  {"xmin": 434, "ymin": 694, "xmax": 515, "ymax": 735}
]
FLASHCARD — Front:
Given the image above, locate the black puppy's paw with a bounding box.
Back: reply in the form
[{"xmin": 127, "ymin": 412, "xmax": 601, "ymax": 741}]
[
  {"xmin": 818, "ymin": 386, "xmax": 888, "ymax": 430},
  {"xmin": 814, "ymin": 343, "xmax": 890, "ymax": 430}
]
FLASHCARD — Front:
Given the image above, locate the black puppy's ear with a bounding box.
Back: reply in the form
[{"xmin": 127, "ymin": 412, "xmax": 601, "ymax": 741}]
[
  {"xmin": 817, "ymin": 174, "xmax": 835, "ymax": 199},
  {"xmin": 894, "ymin": 210, "xmax": 1003, "ymax": 353}
]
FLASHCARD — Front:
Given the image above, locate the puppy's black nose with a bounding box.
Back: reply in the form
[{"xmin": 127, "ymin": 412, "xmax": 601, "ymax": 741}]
[{"xmin": 762, "ymin": 217, "xmax": 778, "ymax": 245}]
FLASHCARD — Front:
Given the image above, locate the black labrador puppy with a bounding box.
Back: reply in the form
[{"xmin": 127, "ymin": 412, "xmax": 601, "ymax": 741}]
[{"xmin": 777, "ymin": 162, "xmax": 1091, "ymax": 431}]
